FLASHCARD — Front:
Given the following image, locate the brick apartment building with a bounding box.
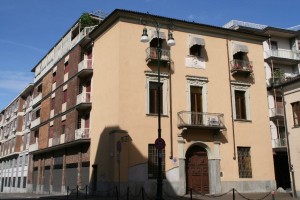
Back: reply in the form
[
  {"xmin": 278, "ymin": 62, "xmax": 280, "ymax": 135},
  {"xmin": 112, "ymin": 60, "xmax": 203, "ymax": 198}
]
[
  {"xmin": 26, "ymin": 13, "xmax": 102, "ymax": 193},
  {"xmin": 0, "ymin": 84, "xmax": 33, "ymax": 192}
]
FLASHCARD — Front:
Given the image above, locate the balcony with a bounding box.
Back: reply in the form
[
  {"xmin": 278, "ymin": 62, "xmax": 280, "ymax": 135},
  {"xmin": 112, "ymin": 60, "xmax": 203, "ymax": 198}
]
[
  {"xmin": 273, "ymin": 138, "xmax": 287, "ymax": 148},
  {"xmin": 32, "ymin": 93, "xmax": 42, "ymax": 106},
  {"xmin": 230, "ymin": 59, "xmax": 253, "ymax": 75},
  {"xmin": 265, "ymin": 49, "xmax": 300, "ymax": 64},
  {"xmin": 270, "ymin": 107, "xmax": 284, "ymax": 119},
  {"xmin": 29, "ymin": 143, "xmax": 38, "ymax": 152},
  {"xmin": 76, "ymin": 92, "xmax": 91, "ymax": 111},
  {"xmin": 78, "ymin": 59, "xmax": 93, "ymax": 78},
  {"xmin": 178, "ymin": 111, "xmax": 225, "ymax": 130},
  {"xmin": 75, "ymin": 128, "xmax": 90, "ymax": 140},
  {"xmin": 31, "ymin": 117, "xmax": 41, "ymax": 129},
  {"xmin": 146, "ymin": 47, "xmax": 170, "ymax": 63}
]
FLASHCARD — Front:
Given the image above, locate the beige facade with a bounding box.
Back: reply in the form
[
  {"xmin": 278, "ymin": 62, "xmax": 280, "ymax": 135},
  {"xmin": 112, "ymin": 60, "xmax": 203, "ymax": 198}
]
[
  {"xmin": 281, "ymin": 78, "xmax": 300, "ymax": 196},
  {"xmin": 88, "ymin": 10, "xmax": 275, "ymax": 195}
]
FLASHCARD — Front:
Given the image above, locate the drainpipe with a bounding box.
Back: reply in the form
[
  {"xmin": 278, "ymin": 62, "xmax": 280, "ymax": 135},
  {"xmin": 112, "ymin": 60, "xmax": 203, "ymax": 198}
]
[
  {"xmin": 226, "ymin": 34, "xmax": 237, "ymax": 160},
  {"xmin": 281, "ymin": 86, "xmax": 297, "ymax": 198},
  {"xmin": 168, "ymin": 53, "xmax": 174, "ymax": 160}
]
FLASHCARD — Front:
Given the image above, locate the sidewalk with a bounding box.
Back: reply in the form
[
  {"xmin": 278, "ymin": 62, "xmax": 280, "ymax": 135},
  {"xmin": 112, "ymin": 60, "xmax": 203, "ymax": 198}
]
[{"xmin": 0, "ymin": 192, "xmax": 297, "ymax": 200}]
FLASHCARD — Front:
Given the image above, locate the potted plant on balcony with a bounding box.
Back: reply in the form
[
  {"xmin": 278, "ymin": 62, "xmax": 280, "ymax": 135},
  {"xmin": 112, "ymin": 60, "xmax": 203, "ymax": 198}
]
[{"xmin": 270, "ymin": 69, "xmax": 285, "ymax": 86}]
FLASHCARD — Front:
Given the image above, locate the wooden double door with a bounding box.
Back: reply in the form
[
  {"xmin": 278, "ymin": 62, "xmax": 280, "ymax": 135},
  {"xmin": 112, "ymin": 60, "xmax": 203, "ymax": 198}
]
[{"xmin": 186, "ymin": 146, "xmax": 209, "ymax": 194}]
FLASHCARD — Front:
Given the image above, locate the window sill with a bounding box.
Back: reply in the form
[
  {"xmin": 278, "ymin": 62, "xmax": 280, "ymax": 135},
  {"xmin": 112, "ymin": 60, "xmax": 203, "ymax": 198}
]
[
  {"xmin": 146, "ymin": 113, "xmax": 169, "ymax": 118},
  {"xmin": 234, "ymin": 119, "xmax": 252, "ymax": 123}
]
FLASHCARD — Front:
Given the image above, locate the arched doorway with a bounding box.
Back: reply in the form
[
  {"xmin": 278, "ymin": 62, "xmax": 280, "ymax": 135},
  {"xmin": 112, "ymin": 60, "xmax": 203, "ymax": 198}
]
[{"xmin": 186, "ymin": 145, "xmax": 209, "ymax": 194}]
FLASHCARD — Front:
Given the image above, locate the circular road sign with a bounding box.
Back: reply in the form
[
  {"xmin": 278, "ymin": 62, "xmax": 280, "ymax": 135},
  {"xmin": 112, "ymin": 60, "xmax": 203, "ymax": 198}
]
[{"xmin": 155, "ymin": 138, "xmax": 166, "ymax": 150}]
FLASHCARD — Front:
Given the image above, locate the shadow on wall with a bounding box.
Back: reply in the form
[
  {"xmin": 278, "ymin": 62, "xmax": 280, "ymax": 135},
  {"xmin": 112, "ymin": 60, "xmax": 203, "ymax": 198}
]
[{"xmin": 89, "ymin": 126, "xmax": 180, "ymax": 198}]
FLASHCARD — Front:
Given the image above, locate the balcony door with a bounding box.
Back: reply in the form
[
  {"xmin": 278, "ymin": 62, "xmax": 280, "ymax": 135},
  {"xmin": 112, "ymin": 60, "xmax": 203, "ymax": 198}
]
[{"xmin": 190, "ymin": 86, "xmax": 203, "ymax": 125}]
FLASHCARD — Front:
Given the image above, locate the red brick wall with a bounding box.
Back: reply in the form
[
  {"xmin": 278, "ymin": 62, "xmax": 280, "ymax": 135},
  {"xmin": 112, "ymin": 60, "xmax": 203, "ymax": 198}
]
[{"xmin": 38, "ymin": 124, "xmax": 49, "ymax": 149}]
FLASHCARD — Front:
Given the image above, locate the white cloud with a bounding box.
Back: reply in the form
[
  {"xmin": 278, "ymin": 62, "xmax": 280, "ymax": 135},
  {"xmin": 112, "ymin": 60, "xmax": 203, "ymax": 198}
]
[
  {"xmin": 0, "ymin": 71, "xmax": 33, "ymax": 92},
  {"xmin": 0, "ymin": 39, "xmax": 46, "ymax": 54}
]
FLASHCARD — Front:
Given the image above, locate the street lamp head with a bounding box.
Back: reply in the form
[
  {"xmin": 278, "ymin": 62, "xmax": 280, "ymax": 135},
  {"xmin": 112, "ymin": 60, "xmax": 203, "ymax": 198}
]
[
  {"xmin": 140, "ymin": 28, "xmax": 149, "ymax": 43},
  {"xmin": 167, "ymin": 31, "xmax": 175, "ymax": 46}
]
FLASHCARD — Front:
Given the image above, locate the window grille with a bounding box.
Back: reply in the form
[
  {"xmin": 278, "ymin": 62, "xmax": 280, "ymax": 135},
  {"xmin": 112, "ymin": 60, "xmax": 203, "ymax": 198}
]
[
  {"xmin": 148, "ymin": 144, "xmax": 165, "ymax": 179},
  {"xmin": 237, "ymin": 147, "xmax": 252, "ymax": 178}
]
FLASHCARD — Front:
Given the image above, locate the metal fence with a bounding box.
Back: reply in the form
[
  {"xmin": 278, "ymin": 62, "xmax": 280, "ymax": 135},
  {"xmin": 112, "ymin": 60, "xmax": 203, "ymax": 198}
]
[{"xmin": 65, "ymin": 186, "xmax": 278, "ymax": 200}]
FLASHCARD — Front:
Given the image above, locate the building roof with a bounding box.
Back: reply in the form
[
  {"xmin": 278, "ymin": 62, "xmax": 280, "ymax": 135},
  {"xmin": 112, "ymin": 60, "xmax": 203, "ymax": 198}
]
[
  {"xmin": 273, "ymin": 75, "xmax": 300, "ymax": 89},
  {"xmin": 223, "ymin": 20, "xmax": 300, "ymax": 38},
  {"xmin": 90, "ymin": 9, "xmax": 268, "ymax": 42}
]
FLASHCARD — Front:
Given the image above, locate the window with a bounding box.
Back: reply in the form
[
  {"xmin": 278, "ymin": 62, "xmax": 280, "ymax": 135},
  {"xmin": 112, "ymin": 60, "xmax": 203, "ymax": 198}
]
[
  {"xmin": 146, "ymin": 72, "xmax": 168, "ymax": 115},
  {"xmin": 237, "ymin": 147, "xmax": 252, "ymax": 178},
  {"xmin": 23, "ymin": 177, "xmax": 27, "ymax": 188},
  {"xmin": 64, "ymin": 61, "xmax": 69, "ymax": 74},
  {"xmin": 149, "ymin": 82, "xmax": 163, "ymax": 114},
  {"xmin": 62, "ymin": 120, "xmax": 66, "ymax": 134},
  {"xmin": 148, "ymin": 144, "xmax": 165, "ymax": 179},
  {"xmin": 233, "ymin": 52, "xmax": 245, "ymax": 60},
  {"xmin": 63, "ymin": 90, "xmax": 68, "ymax": 103},
  {"xmin": 25, "ymin": 154, "xmax": 28, "ymax": 165},
  {"xmin": 235, "ymin": 90, "xmax": 246, "ymax": 119},
  {"xmin": 19, "ymin": 156, "xmax": 23, "ymax": 166},
  {"xmin": 292, "ymin": 101, "xmax": 300, "ymax": 127},
  {"xmin": 52, "ymin": 71, "xmax": 57, "ymax": 83},
  {"xmin": 190, "ymin": 45, "xmax": 202, "ymax": 57},
  {"xmin": 35, "ymin": 109, "xmax": 40, "ymax": 118},
  {"xmin": 49, "ymin": 126, "xmax": 54, "ymax": 138},
  {"xmin": 232, "ymin": 84, "xmax": 250, "ymax": 120},
  {"xmin": 51, "ymin": 97, "xmax": 55, "ymax": 110},
  {"xmin": 13, "ymin": 177, "xmax": 16, "ymax": 187},
  {"xmin": 34, "ymin": 130, "xmax": 39, "ymax": 143},
  {"xmin": 270, "ymin": 41, "xmax": 278, "ymax": 50},
  {"xmin": 17, "ymin": 177, "xmax": 21, "ymax": 188},
  {"xmin": 37, "ymin": 84, "xmax": 42, "ymax": 93}
]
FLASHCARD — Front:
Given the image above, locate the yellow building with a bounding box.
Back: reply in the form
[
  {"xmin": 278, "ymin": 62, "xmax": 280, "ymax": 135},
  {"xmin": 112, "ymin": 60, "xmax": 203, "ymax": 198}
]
[{"xmin": 87, "ymin": 9, "xmax": 275, "ymax": 195}]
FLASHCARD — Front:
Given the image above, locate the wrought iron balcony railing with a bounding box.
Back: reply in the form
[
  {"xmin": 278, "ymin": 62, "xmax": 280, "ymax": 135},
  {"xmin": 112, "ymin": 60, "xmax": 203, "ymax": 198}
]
[
  {"xmin": 230, "ymin": 59, "xmax": 253, "ymax": 73},
  {"xmin": 178, "ymin": 111, "xmax": 225, "ymax": 129},
  {"xmin": 146, "ymin": 47, "xmax": 170, "ymax": 62}
]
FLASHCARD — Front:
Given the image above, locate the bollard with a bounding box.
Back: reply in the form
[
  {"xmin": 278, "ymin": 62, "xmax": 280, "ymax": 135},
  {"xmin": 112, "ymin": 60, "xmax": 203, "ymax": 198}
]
[
  {"xmin": 116, "ymin": 186, "xmax": 119, "ymax": 200},
  {"xmin": 76, "ymin": 185, "xmax": 78, "ymax": 199},
  {"xmin": 190, "ymin": 188, "xmax": 192, "ymax": 200},
  {"xmin": 233, "ymin": 188, "xmax": 235, "ymax": 200},
  {"xmin": 142, "ymin": 187, "xmax": 145, "ymax": 200},
  {"xmin": 85, "ymin": 185, "xmax": 88, "ymax": 199},
  {"xmin": 272, "ymin": 190, "xmax": 275, "ymax": 200},
  {"xmin": 127, "ymin": 187, "xmax": 129, "ymax": 200}
]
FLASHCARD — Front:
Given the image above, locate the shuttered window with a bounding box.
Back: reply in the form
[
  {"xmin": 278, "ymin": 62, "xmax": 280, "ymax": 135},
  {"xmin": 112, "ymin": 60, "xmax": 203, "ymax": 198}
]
[{"xmin": 292, "ymin": 102, "xmax": 300, "ymax": 127}]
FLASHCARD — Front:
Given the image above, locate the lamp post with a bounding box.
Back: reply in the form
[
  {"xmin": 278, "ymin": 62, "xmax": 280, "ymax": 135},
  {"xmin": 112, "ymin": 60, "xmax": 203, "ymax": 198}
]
[{"xmin": 140, "ymin": 16, "xmax": 175, "ymax": 200}]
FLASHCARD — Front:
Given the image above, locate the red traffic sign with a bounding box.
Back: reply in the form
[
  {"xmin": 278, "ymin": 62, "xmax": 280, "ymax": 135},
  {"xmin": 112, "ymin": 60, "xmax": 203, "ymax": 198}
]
[{"xmin": 155, "ymin": 138, "xmax": 166, "ymax": 150}]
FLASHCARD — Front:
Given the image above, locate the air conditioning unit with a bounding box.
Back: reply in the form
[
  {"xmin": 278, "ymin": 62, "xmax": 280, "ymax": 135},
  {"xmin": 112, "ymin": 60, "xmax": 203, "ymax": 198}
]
[{"xmin": 209, "ymin": 117, "xmax": 220, "ymax": 126}]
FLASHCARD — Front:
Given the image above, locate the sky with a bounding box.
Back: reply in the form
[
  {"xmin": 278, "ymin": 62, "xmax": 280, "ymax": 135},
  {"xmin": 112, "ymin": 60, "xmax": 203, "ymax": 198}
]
[{"xmin": 0, "ymin": 0, "xmax": 300, "ymax": 110}]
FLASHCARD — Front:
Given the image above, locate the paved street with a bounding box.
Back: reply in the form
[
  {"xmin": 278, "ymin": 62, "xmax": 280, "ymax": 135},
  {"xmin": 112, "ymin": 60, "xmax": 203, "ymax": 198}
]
[{"xmin": 0, "ymin": 191, "xmax": 297, "ymax": 200}]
